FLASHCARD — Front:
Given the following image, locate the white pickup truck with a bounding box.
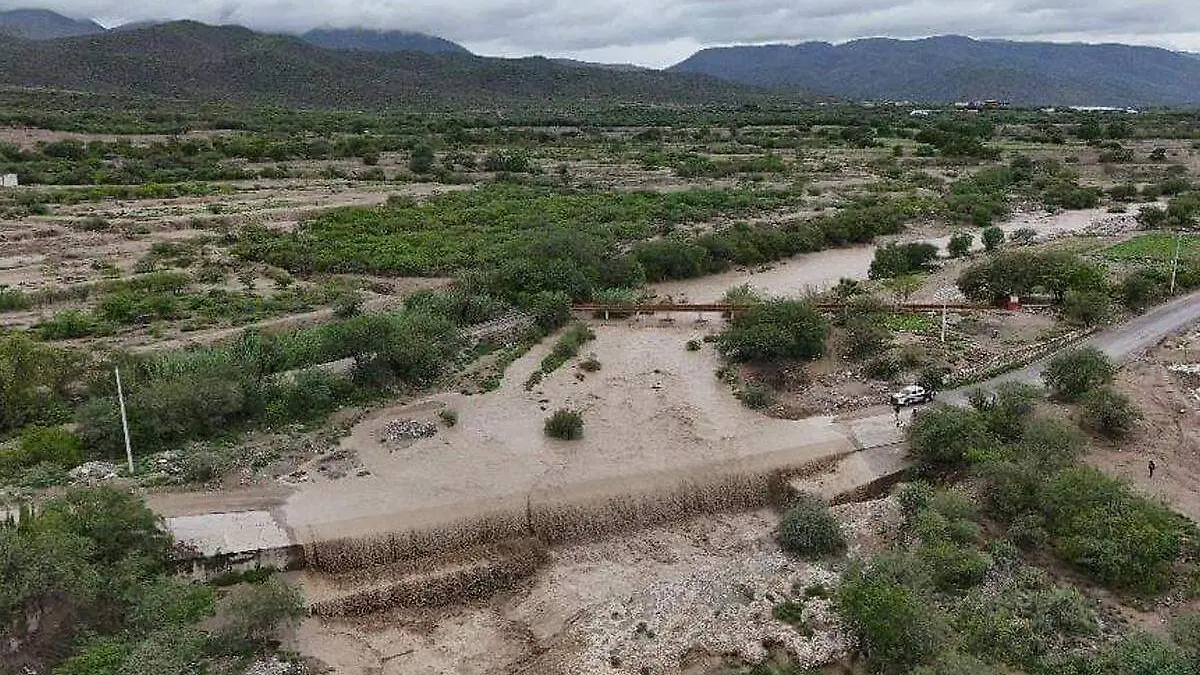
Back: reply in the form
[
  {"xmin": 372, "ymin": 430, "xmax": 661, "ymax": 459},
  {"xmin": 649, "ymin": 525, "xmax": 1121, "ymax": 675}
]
[{"xmin": 890, "ymin": 385, "xmax": 936, "ymax": 406}]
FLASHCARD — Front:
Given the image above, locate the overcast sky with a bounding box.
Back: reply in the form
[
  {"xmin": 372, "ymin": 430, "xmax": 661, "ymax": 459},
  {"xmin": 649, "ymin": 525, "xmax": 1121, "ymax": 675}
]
[{"xmin": 7, "ymin": 0, "xmax": 1200, "ymax": 67}]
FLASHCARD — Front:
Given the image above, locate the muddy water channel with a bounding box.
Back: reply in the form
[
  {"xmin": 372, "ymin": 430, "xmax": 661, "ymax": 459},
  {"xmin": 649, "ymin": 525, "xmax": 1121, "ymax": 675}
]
[{"xmin": 652, "ymin": 207, "xmax": 1124, "ymax": 302}]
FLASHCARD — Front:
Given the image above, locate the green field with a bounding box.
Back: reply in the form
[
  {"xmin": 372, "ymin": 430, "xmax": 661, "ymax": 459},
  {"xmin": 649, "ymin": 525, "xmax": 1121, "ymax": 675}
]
[{"xmin": 1101, "ymin": 233, "xmax": 1200, "ymax": 261}]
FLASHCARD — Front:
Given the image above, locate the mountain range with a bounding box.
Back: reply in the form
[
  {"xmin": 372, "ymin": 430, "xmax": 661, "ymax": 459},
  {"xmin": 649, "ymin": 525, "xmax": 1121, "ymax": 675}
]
[
  {"xmin": 0, "ymin": 8, "xmax": 1199, "ymax": 108},
  {"xmin": 670, "ymin": 36, "xmax": 1200, "ymax": 106},
  {"xmin": 0, "ymin": 20, "xmax": 761, "ymax": 109},
  {"xmin": 0, "ymin": 8, "xmax": 102, "ymax": 39}
]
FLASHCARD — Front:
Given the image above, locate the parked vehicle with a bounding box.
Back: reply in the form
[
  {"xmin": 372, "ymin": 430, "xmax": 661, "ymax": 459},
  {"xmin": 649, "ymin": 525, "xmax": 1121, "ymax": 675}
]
[{"xmin": 890, "ymin": 385, "xmax": 935, "ymax": 406}]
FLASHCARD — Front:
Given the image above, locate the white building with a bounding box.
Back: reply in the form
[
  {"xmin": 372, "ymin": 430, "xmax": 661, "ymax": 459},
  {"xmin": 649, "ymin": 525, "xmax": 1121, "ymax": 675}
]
[{"xmin": 1, "ymin": 174, "xmax": 17, "ymax": 188}]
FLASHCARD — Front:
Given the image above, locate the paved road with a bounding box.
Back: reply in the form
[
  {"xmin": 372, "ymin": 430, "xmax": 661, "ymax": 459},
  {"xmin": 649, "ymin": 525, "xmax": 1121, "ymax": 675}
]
[{"xmin": 941, "ymin": 288, "xmax": 1200, "ymax": 405}]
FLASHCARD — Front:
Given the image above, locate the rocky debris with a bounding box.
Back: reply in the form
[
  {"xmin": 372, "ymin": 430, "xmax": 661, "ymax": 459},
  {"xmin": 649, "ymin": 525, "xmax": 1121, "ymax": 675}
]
[
  {"xmin": 244, "ymin": 656, "xmax": 299, "ymax": 675},
  {"xmin": 148, "ymin": 450, "xmax": 184, "ymax": 476},
  {"xmin": 1085, "ymin": 213, "xmax": 1140, "ymax": 237},
  {"xmin": 68, "ymin": 461, "xmax": 119, "ymax": 483},
  {"xmin": 380, "ymin": 419, "xmax": 438, "ymax": 443}
]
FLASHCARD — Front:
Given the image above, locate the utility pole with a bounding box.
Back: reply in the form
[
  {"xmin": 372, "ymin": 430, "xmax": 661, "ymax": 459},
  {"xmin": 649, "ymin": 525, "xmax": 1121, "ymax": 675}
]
[
  {"xmin": 1170, "ymin": 230, "xmax": 1182, "ymax": 295},
  {"xmin": 114, "ymin": 367, "xmax": 134, "ymax": 475}
]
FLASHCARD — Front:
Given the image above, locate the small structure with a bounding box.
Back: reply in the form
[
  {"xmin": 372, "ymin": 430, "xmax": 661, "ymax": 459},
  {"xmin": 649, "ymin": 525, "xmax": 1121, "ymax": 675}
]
[{"xmin": 1, "ymin": 174, "xmax": 17, "ymax": 188}]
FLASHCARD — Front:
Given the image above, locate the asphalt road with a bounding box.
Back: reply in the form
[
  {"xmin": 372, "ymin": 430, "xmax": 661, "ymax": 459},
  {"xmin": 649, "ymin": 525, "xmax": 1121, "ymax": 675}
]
[{"xmin": 941, "ymin": 288, "xmax": 1200, "ymax": 405}]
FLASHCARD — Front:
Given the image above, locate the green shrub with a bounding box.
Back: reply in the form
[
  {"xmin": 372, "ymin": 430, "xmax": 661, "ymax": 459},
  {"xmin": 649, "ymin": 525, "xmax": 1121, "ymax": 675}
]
[
  {"xmin": 1062, "ymin": 289, "xmax": 1111, "ymax": 326},
  {"xmin": 539, "ymin": 323, "xmax": 596, "ymax": 375},
  {"xmin": 0, "ymin": 285, "xmax": 31, "ymax": 311},
  {"xmin": 864, "ymin": 356, "xmax": 901, "ymax": 381},
  {"xmin": 718, "ymin": 300, "xmax": 828, "ymax": 363},
  {"xmin": 1096, "ymin": 633, "xmax": 1195, "ymax": 675},
  {"xmin": 544, "ymin": 409, "xmax": 584, "ymax": 440},
  {"xmin": 1017, "ymin": 417, "xmax": 1086, "ymax": 467},
  {"xmin": 579, "ymin": 355, "xmax": 602, "ymax": 372},
  {"xmin": 778, "ymin": 493, "xmax": 846, "ymax": 558},
  {"xmin": 737, "ymin": 381, "xmax": 775, "ymax": 410},
  {"xmin": 438, "ymin": 409, "xmax": 458, "ymax": 427},
  {"xmin": 685, "ymin": 339, "xmax": 701, "ymax": 351},
  {"xmin": 843, "ymin": 314, "xmax": 892, "ymax": 360},
  {"xmin": 837, "ymin": 554, "xmax": 944, "ymax": 674},
  {"xmin": 1079, "ymin": 388, "xmax": 1141, "ymax": 439},
  {"xmin": 1121, "ymin": 269, "xmax": 1166, "ymax": 312},
  {"xmin": 213, "ymin": 578, "xmax": 304, "ymax": 644},
  {"xmin": 869, "ymin": 242, "xmax": 939, "ymax": 279},
  {"xmin": 948, "ymin": 232, "xmax": 973, "ymax": 258},
  {"xmin": 920, "ymin": 542, "xmax": 990, "ymax": 591},
  {"xmin": 1041, "ymin": 466, "xmax": 1184, "ymax": 593},
  {"xmin": 1169, "ymin": 613, "xmax": 1200, "ymax": 666},
  {"xmin": 907, "ymin": 406, "xmax": 992, "ymax": 467},
  {"xmin": 973, "ymin": 381, "xmax": 1042, "ymax": 443},
  {"xmin": 1042, "ymin": 348, "xmax": 1116, "ymax": 401},
  {"xmin": 981, "ymin": 226, "xmax": 1005, "ymax": 251}
]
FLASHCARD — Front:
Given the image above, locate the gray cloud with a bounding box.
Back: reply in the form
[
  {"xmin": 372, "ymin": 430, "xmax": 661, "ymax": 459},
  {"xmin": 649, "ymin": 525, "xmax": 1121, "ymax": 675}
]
[{"xmin": 5, "ymin": 0, "xmax": 1199, "ymax": 66}]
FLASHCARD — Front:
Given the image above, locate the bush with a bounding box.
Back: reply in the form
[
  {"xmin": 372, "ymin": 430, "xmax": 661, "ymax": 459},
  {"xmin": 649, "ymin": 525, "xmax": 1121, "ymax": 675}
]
[
  {"xmin": 718, "ymin": 300, "xmax": 828, "ymax": 363},
  {"xmin": 1097, "ymin": 633, "xmax": 1195, "ymax": 675},
  {"xmin": 579, "ymin": 355, "xmax": 602, "ymax": 372},
  {"xmin": 214, "ymin": 578, "xmax": 305, "ymax": 644},
  {"xmin": 864, "ymin": 356, "xmax": 901, "ymax": 381},
  {"xmin": 843, "ymin": 314, "xmax": 892, "ymax": 360},
  {"xmin": 838, "ymin": 555, "xmax": 944, "ymax": 674},
  {"xmin": 778, "ymin": 493, "xmax": 846, "ymax": 558},
  {"xmin": 920, "ymin": 542, "xmax": 990, "ymax": 591},
  {"xmin": 1042, "ymin": 348, "xmax": 1116, "ymax": 401},
  {"xmin": 1010, "ymin": 228, "xmax": 1037, "ymax": 245},
  {"xmin": 737, "ymin": 381, "xmax": 775, "ymax": 410},
  {"xmin": 1062, "ymin": 289, "xmax": 1111, "ymax": 326},
  {"xmin": 973, "ymin": 381, "xmax": 1041, "ymax": 443},
  {"xmin": 981, "ymin": 226, "xmax": 1005, "ymax": 251},
  {"xmin": 907, "ymin": 406, "xmax": 992, "ymax": 467},
  {"xmin": 1041, "ymin": 466, "xmax": 1184, "ymax": 593},
  {"xmin": 1017, "ymin": 417, "xmax": 1085, "ymax": 467},
  {"xmin": 685, "ymin": 339, "xmax": 701, "ymax": 351},
  {"xmin": 1079, "ymin": 388, "xmax": 1141, "ymax": 439},
  {"xmin": 1121, "ymin": 269, "xmax": 1166, "ymax": 312},
  {"xmin": 544, "ymin": 409, "xmax": 584, "ymax": 440},
  {"xmin": 869, "ymin": 242, "xmax": 939, "ymax": 279},
  {"xmin": 438, "ymin": 409, "xmax": 458, "ymax": 427},
  {"xmin": 948, "ymin": 232, "xmax": 973, "ymax": 258},
  {"xmin": 0, "ymin": 425, "xmax": 84, "ymax": 478}
]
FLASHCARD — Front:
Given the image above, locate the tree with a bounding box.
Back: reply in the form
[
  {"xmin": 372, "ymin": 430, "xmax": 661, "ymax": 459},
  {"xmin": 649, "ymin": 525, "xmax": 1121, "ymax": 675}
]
[
  {"xmin": 1080, "ymin": 388, "xmax": 1141, "ymax": 439},
  {"xmin": 948, "ymin": 232, "xmax": 973, "ymax": 258},
  {"xmin": 1042, "ymin": 348, "xmax": 1116, "ymax": 401},
  {"xmin": 778, "ymin": 493, "xmax": 846, "ymax": 558},
  {"xmin": 717, "ymin": 300, "xmax": 829, "ymax": 362},
  {"xmin": 982, "ymin": 226, "xmax": 1005, "ymax": 252}
]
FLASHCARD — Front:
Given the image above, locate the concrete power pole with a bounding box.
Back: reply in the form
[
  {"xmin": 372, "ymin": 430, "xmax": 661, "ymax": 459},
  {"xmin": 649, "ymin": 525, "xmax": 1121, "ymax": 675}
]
[{"xmin": 114, "ymin": 367, "xmax": 134, "ymax": 475}]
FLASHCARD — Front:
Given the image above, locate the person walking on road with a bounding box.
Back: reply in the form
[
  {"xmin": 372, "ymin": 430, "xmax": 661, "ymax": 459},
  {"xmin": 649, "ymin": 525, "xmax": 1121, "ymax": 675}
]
[
  {"xmin": 893, "ymin": 401, "xmax": 902, "ymax": 427},
  {"xmin": 1149, "ymin": 460, "xmax": 1157, "ymax": 479}
]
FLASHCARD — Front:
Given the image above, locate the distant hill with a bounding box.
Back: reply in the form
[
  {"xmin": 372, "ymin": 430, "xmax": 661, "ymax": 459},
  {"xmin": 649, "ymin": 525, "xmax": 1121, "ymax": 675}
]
[
  {"xmin": 550, "ymin": 58, "xmax": 649, "ymax": 73},
  {"xmin": 0, "ymin": 21, "xmax": 769, "ymax": 109},
  {"xmin": 300, "ymin": 28, "xmax": 470, "ymax": 55},
  {"xmin": 0, "ymin": 8, "xmax": 104, "ymax": 40},
  {"xmin": 671, "ymin": 36, "xmax": 1200, "ymax": 107}
]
